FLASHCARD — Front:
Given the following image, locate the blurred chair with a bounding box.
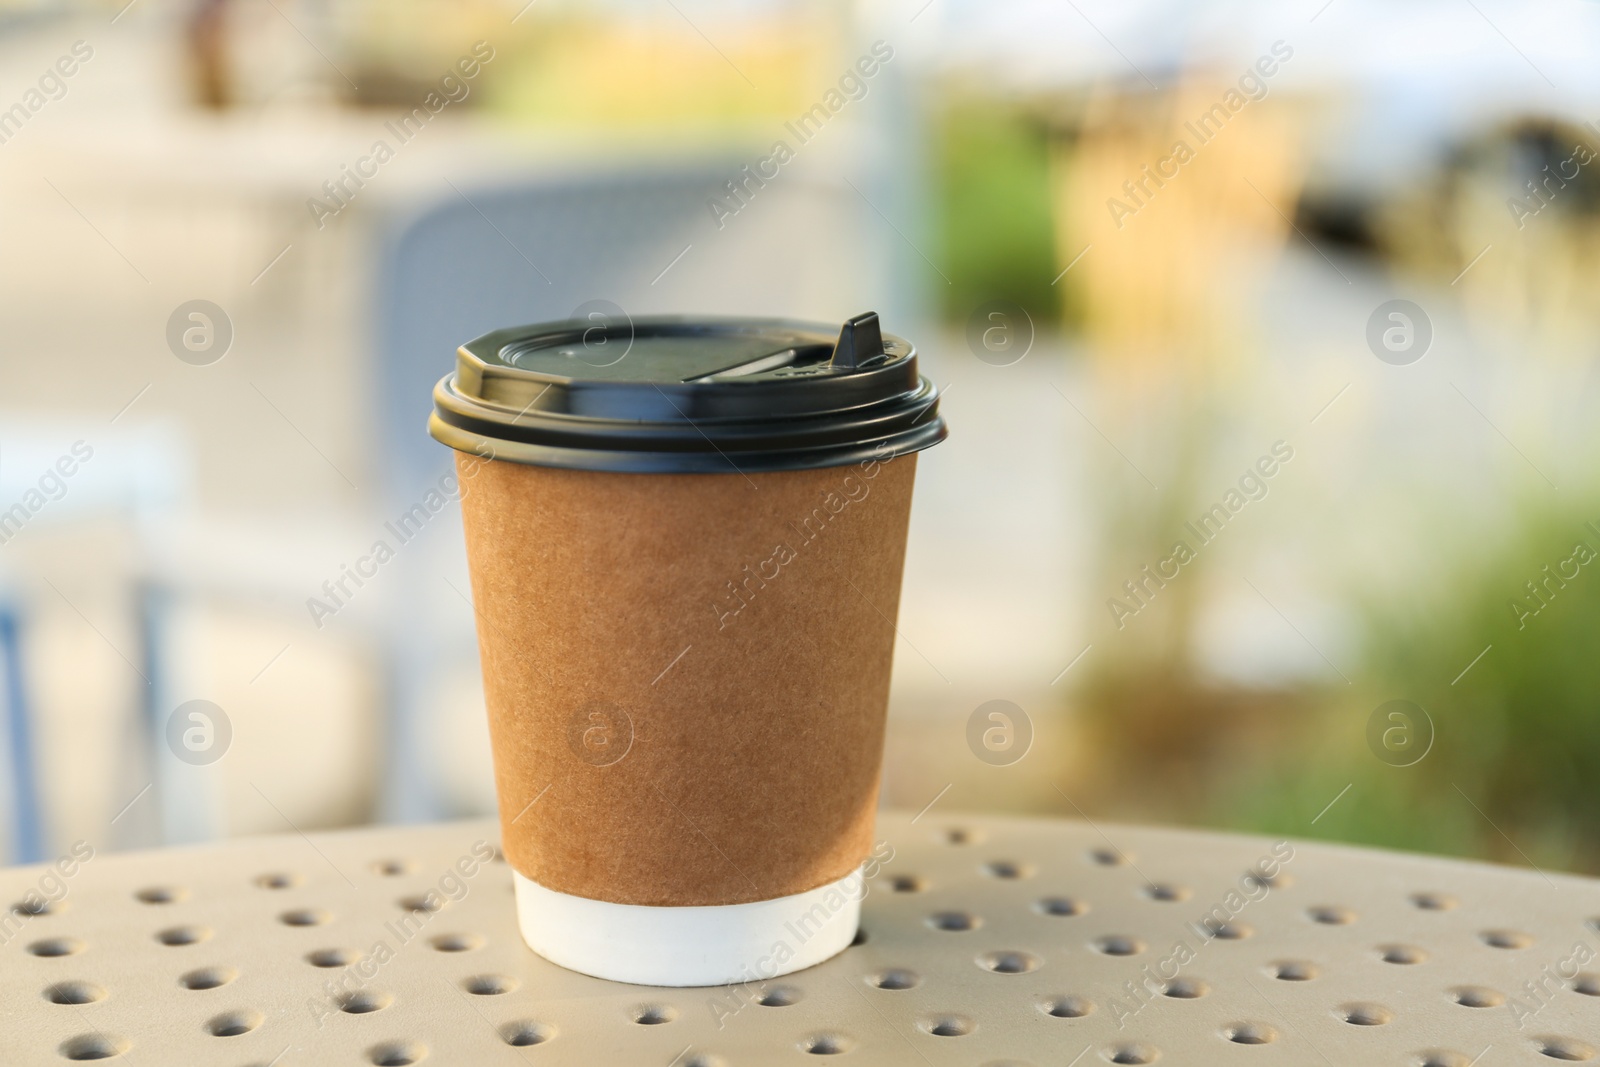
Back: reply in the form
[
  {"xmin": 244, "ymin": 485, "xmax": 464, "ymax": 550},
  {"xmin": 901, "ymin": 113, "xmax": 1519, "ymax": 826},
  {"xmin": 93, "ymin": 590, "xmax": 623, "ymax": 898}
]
[
  {"xmin": 0, "ymin": 423, "xmax": 368, "ymax": 858},
  {"xmin": 0, "ymin": 423, "xmax": 193, "ymax": 862},
  {"xmin": 371, "ymin": 160, "xmax": 885, "ymax": 820},
  {"xmin": 0, "ymin": 604, "xmax": 43, "ymax": 864}
]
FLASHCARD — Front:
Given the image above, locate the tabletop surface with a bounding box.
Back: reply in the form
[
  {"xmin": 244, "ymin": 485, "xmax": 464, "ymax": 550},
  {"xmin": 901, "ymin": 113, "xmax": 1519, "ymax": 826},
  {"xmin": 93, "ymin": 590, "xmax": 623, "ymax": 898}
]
[{"xmin": 2, "ymin": 810, "xmax": 1598, "ymax": 1066}]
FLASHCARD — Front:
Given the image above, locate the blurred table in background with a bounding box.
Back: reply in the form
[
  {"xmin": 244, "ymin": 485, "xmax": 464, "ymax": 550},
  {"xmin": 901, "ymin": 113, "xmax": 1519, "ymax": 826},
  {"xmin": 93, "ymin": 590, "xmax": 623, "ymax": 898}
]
[{"xmin": 4, "ymin": 810, "xmax": 1597, "ymax": 1065}]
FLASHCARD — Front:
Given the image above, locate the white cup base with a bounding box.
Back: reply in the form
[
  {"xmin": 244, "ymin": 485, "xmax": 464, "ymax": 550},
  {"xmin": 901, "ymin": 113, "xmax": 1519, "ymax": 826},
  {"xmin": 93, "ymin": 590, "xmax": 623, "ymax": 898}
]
[{"xmin": 512, "ymin": 867, "xmax": 863, "ymax": 987}]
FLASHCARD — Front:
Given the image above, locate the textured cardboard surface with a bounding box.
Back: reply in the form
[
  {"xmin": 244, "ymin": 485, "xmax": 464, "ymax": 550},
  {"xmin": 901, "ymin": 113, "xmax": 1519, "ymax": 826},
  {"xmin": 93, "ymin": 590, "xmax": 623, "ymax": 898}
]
[{"xmin": 456, "ymin": 450, "xmax": 916, "ymax": 907}]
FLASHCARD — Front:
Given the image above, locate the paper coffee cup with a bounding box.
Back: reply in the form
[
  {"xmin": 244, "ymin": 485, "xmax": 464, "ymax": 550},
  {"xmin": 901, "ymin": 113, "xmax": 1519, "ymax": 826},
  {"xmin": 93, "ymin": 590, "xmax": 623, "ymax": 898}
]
[{"xmin": 429, "ymin": 312, "xmax": 945, "ymax": 986}]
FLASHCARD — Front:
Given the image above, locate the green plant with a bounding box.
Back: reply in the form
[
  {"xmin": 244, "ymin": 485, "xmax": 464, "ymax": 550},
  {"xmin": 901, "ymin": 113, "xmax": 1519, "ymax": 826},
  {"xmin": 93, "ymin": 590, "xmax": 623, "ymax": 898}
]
[
  {"xmin": 1217, "ymin": 503, "xmax": 1600, "ymax": 874},
  {"xmin": 928, "ymin": 96, "xmax": 1060, "ymax": 328}
]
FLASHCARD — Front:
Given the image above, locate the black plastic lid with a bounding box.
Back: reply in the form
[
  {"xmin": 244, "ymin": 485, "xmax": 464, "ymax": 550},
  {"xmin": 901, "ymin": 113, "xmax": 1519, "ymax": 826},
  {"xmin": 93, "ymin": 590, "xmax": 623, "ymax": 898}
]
[{"xmin": 428, "ymin": 312, "xmax": 947, "ymax": 473}]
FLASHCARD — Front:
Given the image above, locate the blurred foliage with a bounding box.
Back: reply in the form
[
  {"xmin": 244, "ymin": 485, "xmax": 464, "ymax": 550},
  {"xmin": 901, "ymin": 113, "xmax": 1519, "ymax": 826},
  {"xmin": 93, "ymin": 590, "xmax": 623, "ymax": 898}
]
[
  {"xmin": 481, "ymin": 15, "xmax": 831, "ymax": 129},
  {"xmin": 928, "ymin": 96, "xmax": 1062, "ymax": 330},
  {"xmin": 333, "ymin": 0, "xmax": 510, "ymax": 73},
  {"xmin": 1038, "ymin": 81, "xmax": 1599, "ymax": 874},
  {"xmin": 317, "ymin": 1, "xmax": 839, "ymax": 125},
  {"xmin": 1209, "ymin": 503, "xmax": 1600, "ymax": 874},
  {"xmin": 1365, "ymin": 118, "xmax": 1600, "ymax": 352}
]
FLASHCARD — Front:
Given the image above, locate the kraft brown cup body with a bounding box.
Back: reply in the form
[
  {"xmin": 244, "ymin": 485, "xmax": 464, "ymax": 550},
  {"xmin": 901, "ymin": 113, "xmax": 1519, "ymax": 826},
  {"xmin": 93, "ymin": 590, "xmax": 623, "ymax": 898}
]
[{"xmin": 457, "ymin": 450, "xmax": 916, "ymax": 907}]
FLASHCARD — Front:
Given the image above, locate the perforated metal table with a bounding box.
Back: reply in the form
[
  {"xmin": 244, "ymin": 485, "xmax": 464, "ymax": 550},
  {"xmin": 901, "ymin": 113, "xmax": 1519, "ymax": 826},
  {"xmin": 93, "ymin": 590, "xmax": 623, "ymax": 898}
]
[{"xmin": 3, "ymin": 811, "xmax": 1598, "ymax": 1065}]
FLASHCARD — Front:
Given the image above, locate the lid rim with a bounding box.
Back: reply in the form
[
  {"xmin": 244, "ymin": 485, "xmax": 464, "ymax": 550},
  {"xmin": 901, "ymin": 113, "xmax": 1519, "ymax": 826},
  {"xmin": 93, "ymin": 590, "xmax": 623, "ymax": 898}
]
[
  {"xmin": 430, "ymin": 412, "xmax": 946, "ymax": 475},
  {"xmin": 434, "ymin": 381, "xmax": 942, "ymax": 451},
  {"xmin": 436, "ymin": 372, "xmax": 941, "ymax": 425}
]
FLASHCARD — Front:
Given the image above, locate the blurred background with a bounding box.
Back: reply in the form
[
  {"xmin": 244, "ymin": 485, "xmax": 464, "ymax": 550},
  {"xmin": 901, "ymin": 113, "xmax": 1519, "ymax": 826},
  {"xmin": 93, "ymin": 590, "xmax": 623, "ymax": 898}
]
[{"xmin": 3, "ymin": 0, "xmax": 1600, "ymax": 876}]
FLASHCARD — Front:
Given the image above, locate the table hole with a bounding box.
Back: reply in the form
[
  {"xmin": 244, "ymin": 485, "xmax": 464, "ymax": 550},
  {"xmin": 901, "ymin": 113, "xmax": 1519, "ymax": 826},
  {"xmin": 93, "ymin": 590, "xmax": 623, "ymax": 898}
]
[
  {"xmin": 1308, "ymin": 905, "xmax": 1356, "ymax": 925},
  {"xmin": 500, "ymin": 1021, "xmax": 553, "ymax": 1047},
  {"xmin": 1339, "ymin": 1002, "xmax": 1393, "ymax": 1026},
  {"xmin": 801, "ymin": 1032, "xmax": 854, "ymax": 1055},
  {"xmin": 1162, "ymin": 977, "xmax": 1208, "ymax": 999},
  {"xmin": 428, "ymin": 933, "xmax": 482, "ymax": 952},
  {"xmin": 155, "ymin": 926, "xmax": 210, "ymax": 947},
  {"xmin": 306, "ymin": 948, "xmax": 360, "ymax": 968},
  {"xmin": 14, "ymin": 898, "xmax": 65, "ymax": 916},
  {"xmin": 869, "ymin": 969, "xmax": 920, "ymax": 990},
  {"xmin": 338, "ymin": 990, "xmax": 393, "ymax": 1014},
  {"xmin": 372, "ymin": 859, "xmax": 414, "ymax": 877},
  {"xmin": 44, "ymin": 981, "xmax": 105, "ymax": 1005},
  {"xmin": 28, "ymin": 936, "xmax": 84, "ymax": 957},
  {"xmin": 631, "ymin": 1004, "xmax": 676, "ymax": 1024},
  {"xmin": 367, "ymin": 1040, "xmax": 426, "ymax": 1065},
  {"xmin": 464, "ymin": 974, "xmax": 517, "ymax": 996},
  {"xmin": 205, "ymin": 1009, "xmax": 263, "ymax": 1037},
  {"xmin": 928, "ymin": 911, "xmax": 980, "ymax": 932},
  {"xmin": 1035, "ymin": 896, "xmax": 1086, "ymax": 917},
  {"xmin": 918, "ymin": 1013, "xmax": 974, "ymax": 1037},
  {"xmin": 942, "ymin": 827, "xmax": 977, "ymax": 846},
  {"xmin": 1104, "ymin": 1042, "xmax": 1159, "ymax": 1064},
  {"xmin": 1481, "ymin": 929, "xmax": 1533, "ymax": 949},
  {"xmin": 1242, "ymin": 871, "xmax": 1293, "ymax": 891},
  {"xmin": 279, "ymin": 909, "xmax": 329, "ymax": 927},
  {"xmin": 254, "ymin": 872, "xmax": 301, "ymax": 890},
  {"xmin": 1200, "ymin": 919, "xmax": 1253, "ymax": 940},
  {"xmin": 1268, "ymin": 959, "xmax": 1319, "ymax": 981},
  {"xmin": 1410, "ymin": 891, "xmax": 1458, "ymax": 911},
  {"xmin": 759, "ymin": 986, "xmax": 802, "ymax": 1006},
  {"xmin": 133, "ymin": 886, "xmax": 185, "ymax": 905},
  {"xmin": 982, "ymin": 860, "xmax": 1032, "ymax": 880},
  {"xmin": 1415, "ymin": 1052, "xmax": 1471, "ymax": 1067},
  {"xmin": 398, "ymin": 894, "xmax": 442, "ymax": 914},
  {"xmin": 58, "ymin": 1033, "xmax": 129, "ymax": 1061},
  {"xmin": 1041, "ymin": 994, "xmax": 1093, "ymax": 1018},
  {"xmin": 1380, "ymin": 944, "xmax": 1428, "ymax": 964},
  {"xmin": 684, "ymin": 1057, "xmax": 726, "ymax": 1067},
  {"xmin": 1223, "ymin": 1021, "xmax": 1276, "ymax": 1045},
  {"xmin": 179, "ymin": 967, "xmax": 237, "ymax": 991},
  {"xmin": 1088, "ymin": 847, "xmax": 1131, "ymax": 866},
  {"xmin": 1534, "ymin": 1036, "xmax": 1597, "ymax": 1061},
  {"xmin": 888, "ymin": 875, "xmax": 926, "ymax": 893},
  {"xmin": 1140, "ymin": 883, "xmax": 1190, "ymax": 903},
  {"xmin": 1447, "ymin": 985, "xmax": 1504, "ymax": 1008},
  {"xmin": 1572, "ymin": 973, "xmax": 1600, "ymax": 996},
  {"xmin": 975, "ymin": 949, "xmax": 1037, "ymax": 974},
  {"xmin": 1092, "ymin": 934, "xmax": 1145, "ymax": 957}
]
